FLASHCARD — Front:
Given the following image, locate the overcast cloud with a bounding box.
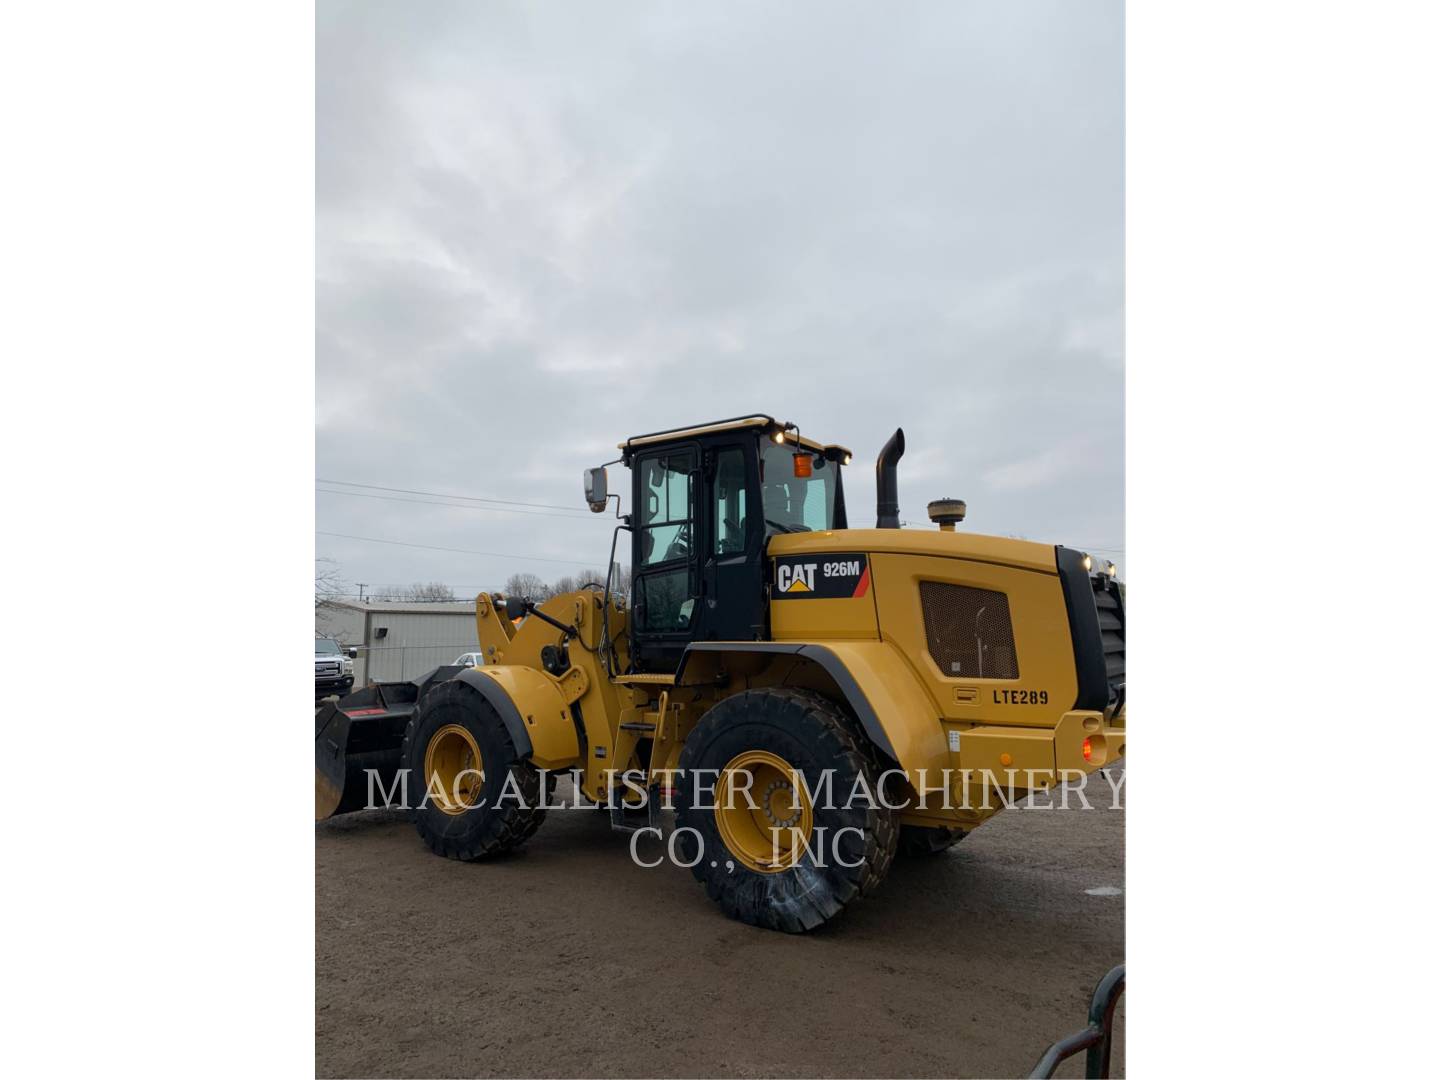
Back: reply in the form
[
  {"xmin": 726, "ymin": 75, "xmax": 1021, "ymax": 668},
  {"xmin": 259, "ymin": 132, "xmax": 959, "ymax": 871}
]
[{"xmin": 317, "ymin": 0, "xmax": 1124, "ymax": 598}]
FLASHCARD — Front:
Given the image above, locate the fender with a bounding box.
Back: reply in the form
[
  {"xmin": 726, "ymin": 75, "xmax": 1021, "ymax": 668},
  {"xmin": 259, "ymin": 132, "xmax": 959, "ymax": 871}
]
[
  {"xmin": 451, "ymin": 666, "xmax": 582, "ymax": 769},
  {"xmin": 676, "ymin": 641, "xmax": 951, "ymax": 786}
]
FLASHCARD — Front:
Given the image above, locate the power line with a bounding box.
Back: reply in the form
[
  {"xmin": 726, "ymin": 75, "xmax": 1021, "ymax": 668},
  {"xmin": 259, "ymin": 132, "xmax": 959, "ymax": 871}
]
[
  {"xmin": 316, "ymin": 530, "xmax": 600, "ymax": 567},
  {"xmin": 316, "ymin": 478, "xmax": 588, "ymax": 514},
  {"xmin": 316, "ymin": 486, "xmax": 604, "ymax": 521}
]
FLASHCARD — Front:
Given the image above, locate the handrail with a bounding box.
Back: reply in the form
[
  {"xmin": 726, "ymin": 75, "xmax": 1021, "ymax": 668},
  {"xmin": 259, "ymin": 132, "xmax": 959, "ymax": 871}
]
[{"xmin": 1028, "ymin": 964, "xmax": 1125, "ymax": 1079}]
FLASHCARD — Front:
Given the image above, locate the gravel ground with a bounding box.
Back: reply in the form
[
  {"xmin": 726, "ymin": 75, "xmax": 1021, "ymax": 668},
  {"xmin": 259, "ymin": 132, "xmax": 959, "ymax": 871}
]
[{"xmin": 316, "ymin": 764, "xmax": 1125, "ymax": 1079}]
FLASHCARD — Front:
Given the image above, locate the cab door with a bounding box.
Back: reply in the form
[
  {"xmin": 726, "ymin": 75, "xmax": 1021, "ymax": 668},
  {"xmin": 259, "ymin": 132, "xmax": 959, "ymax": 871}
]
[
  {"xmin": 694, "ymin": 441, "xmax": 766, "ymax": 642},
  {"xmin": 630, "ymin": 445, "xmax": 700, "ymax": 670}
]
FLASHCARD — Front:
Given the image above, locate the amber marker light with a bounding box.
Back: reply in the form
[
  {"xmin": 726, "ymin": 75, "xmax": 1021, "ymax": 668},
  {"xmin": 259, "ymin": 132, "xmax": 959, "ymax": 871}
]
[
  {"xmin": 793, "ymin": 453, "xmax": 812, "ymax": 478},
  {"xmin": 1082, "ymin": 737, "xmax": 1093, "ymax": 761}
]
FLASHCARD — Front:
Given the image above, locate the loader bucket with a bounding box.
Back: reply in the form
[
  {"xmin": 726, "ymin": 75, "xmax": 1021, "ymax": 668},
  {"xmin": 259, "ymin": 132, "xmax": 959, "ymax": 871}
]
[{"xmin": 314, "ymin": 665, "xmax": 466, "ymax": 821}]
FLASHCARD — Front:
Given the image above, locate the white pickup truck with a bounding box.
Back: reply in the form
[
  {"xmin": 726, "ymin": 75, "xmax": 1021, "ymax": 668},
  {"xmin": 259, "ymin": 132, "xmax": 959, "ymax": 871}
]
[{"xmin": 314, "ymin": 638, "xmax": 357, "ymax": 700}]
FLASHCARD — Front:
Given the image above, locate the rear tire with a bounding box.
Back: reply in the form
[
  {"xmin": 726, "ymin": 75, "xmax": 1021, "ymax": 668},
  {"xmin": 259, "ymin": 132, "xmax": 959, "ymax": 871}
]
[
  {"xmin": 675, "ymin": 688, "xmax": 897, "ymax": 933},
  {"xmin": 898, "ymin": 824, "xmax": 966, "ymax": 856},
  {"xmin": 401, "ymin": 679, "xmax": 545, "ymax": 860}
]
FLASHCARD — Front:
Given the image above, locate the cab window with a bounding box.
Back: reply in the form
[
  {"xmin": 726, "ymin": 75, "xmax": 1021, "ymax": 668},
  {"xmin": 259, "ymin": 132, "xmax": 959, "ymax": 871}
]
[
  {"xmin": 639, "ymin": 451, "xmax": 694, "ymax": 566},
  {"xmin": 712, "ymin": 448, "xmax": 749, "ymax": 555},
  {"xmin": 634, "ymin": 570, "xmax": 695, "ymax": 633},
  {"xmin": 760, "ymin": 443, "xmax": 837, "ymax": 534},
  {"xmin": 634, "ymin": 449, "xmax": 697, "ymax": 635}
]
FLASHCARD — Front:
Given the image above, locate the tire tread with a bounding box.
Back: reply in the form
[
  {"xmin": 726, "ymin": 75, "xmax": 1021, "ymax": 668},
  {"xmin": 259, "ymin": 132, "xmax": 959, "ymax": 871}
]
[
  {"xmin": 676, "ymin": 687, "xmax": 898, "ymax": 932},
  {"xmin": 401, "ymin": 680, "xmax": 546, "ymax": 861}
]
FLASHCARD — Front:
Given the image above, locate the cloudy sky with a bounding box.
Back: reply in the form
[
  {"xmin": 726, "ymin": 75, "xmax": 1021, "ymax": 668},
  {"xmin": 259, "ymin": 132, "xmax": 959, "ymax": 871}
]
[{"xmin": 317, "ymin": 0, "xmax": 1123, "ymax": 599}]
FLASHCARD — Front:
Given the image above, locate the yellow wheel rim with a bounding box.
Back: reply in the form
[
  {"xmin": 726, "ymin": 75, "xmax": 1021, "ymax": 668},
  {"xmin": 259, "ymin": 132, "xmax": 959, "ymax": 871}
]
[
  {"xmin": 423, "ymin": 723, "xmax": 485, "ymax": 816},
  {"xmin": 714, "ymin": 750, "xmax": 814, "ymax": 874}
]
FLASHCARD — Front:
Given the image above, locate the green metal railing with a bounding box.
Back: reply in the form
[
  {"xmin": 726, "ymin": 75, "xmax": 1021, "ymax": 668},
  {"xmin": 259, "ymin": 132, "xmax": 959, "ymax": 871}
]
[{"xmin": 1028, "ymin": 964, "xmax": 1125, "ymax": 1079}]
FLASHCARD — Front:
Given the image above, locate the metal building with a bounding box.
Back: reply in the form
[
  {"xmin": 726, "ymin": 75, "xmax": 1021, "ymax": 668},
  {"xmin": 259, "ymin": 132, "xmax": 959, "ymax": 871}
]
[{"xmin": 316, "ymin": 599, "xmax": 479, "ymax": 686}]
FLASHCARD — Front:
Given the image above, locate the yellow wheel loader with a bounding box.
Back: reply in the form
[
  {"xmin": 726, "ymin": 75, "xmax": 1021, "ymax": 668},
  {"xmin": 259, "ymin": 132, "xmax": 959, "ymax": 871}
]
[{"xmin": 316, "ymin": 415, "xmax": 1126, "ymax": 933}]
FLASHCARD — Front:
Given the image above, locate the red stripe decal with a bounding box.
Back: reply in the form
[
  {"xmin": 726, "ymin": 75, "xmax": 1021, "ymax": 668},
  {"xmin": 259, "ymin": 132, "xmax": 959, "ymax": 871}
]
[{"xmin": 852, "ymin": 565, "xmax": 871, "ymax": 598}]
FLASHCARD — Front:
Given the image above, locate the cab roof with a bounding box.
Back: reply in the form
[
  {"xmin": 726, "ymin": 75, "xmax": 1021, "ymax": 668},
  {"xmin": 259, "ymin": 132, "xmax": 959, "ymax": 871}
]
[{"xmin": 620, "ymin": 414, "xmax": 850, "ymax": 458}]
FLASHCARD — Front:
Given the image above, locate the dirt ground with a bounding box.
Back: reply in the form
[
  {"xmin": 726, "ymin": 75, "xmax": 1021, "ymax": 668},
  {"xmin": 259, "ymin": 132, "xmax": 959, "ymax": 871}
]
[{"xmin": 316, "ymin": 765, "xmax": 1124, "ymax": 1079}]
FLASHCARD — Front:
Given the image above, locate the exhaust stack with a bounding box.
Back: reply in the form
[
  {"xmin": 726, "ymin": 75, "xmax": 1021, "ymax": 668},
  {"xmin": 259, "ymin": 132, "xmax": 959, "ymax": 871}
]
[{"xmin": 875, "ymin": 427, "xmax": 905, "ymax": 529}]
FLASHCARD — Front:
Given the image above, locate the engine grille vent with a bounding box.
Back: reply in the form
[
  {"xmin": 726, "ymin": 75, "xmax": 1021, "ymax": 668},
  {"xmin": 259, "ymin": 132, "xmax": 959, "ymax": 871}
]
[
  {"xmin": 919, "ymin": 581, "xmax": 1019, "ymax": 679},
  {"xmin": 1092, "ymin": 579, "xmax": 1126, "ymax": 694}
]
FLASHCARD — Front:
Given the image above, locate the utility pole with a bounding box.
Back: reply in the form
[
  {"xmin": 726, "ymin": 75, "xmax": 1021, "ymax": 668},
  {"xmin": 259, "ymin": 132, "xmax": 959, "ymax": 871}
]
[{"xmin": 357, "ymin": 583, "xmax": 366, "ymax": 601}]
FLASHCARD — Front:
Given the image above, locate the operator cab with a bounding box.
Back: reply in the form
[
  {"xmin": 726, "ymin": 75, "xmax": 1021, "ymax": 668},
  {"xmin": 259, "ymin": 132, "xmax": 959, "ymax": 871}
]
[{"xmin": 587, "ymin": 415, "xmax": 851, "ymax": 672}]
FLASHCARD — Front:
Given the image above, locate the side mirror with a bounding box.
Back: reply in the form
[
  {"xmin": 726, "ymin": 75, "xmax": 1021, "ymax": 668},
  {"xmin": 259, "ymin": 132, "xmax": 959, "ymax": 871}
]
[
  {"xmin": 583, "ymin": 467, "xmax": 608, "ymax": 512},
  {"xmin": 346, "ymin": 648, "xmax": 358, "ymax": 659}
]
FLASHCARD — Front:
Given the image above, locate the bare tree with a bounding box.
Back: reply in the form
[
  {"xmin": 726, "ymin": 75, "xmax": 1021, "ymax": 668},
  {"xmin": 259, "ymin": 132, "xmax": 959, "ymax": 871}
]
[
  {"xmin": 397, "ymin": 581, "xmax": 457, "ymax": 602},
  {"xmin": 591, "ymin": 564, "xmax": 631, "ymax": 596},
  {"xmin": 502, "ymin": 572, "xmax": 548, "ymax": 601},
  {"xmin": 567, "ymin": 565, "xmax": 631, "ymax": 596},
  {"xmin": 500, "ymin": 566, "xmax": 632, "ymax": 606},
  {"xmin": 316, "ymin": 558, "xmax": 348, "ymax": 634}
]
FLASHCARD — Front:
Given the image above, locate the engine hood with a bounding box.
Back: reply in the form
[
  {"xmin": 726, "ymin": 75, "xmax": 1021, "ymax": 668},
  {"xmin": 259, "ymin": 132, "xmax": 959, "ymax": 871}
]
[{"xmin": 767, "ymin": 528, "xmax": 1059, "ymax": 575}]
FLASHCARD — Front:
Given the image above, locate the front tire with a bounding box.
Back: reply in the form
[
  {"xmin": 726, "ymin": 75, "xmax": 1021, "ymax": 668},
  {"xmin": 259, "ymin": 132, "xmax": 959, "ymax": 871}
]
[
  {"xmin": 401, "ymin": 679, "xmax": 545, "ymax": 860},
  {"xmin": 675, "ymin": 688, "xmax": 897, "ymax": 933}
]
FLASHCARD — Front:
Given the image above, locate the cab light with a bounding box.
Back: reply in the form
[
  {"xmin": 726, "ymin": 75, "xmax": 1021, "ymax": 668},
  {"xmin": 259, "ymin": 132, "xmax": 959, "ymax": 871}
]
[
  {"xmin": 1081, "ymin": 554, "xmax": 1093, "ymax": 572},
  {"xmin": 1082, "ymin": 737, "xmax": 1093, "ymax": 761},
  {"xmin": 843, "ymin": 453, "xmax": 852, "ymax": 465},
  {"xmin": 772, "ymin": 430, "xmax": 786, "ymax": 444},
  {"xmin": 793, "ymin": 453, "xmax": 813, "ymax": 478}
]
